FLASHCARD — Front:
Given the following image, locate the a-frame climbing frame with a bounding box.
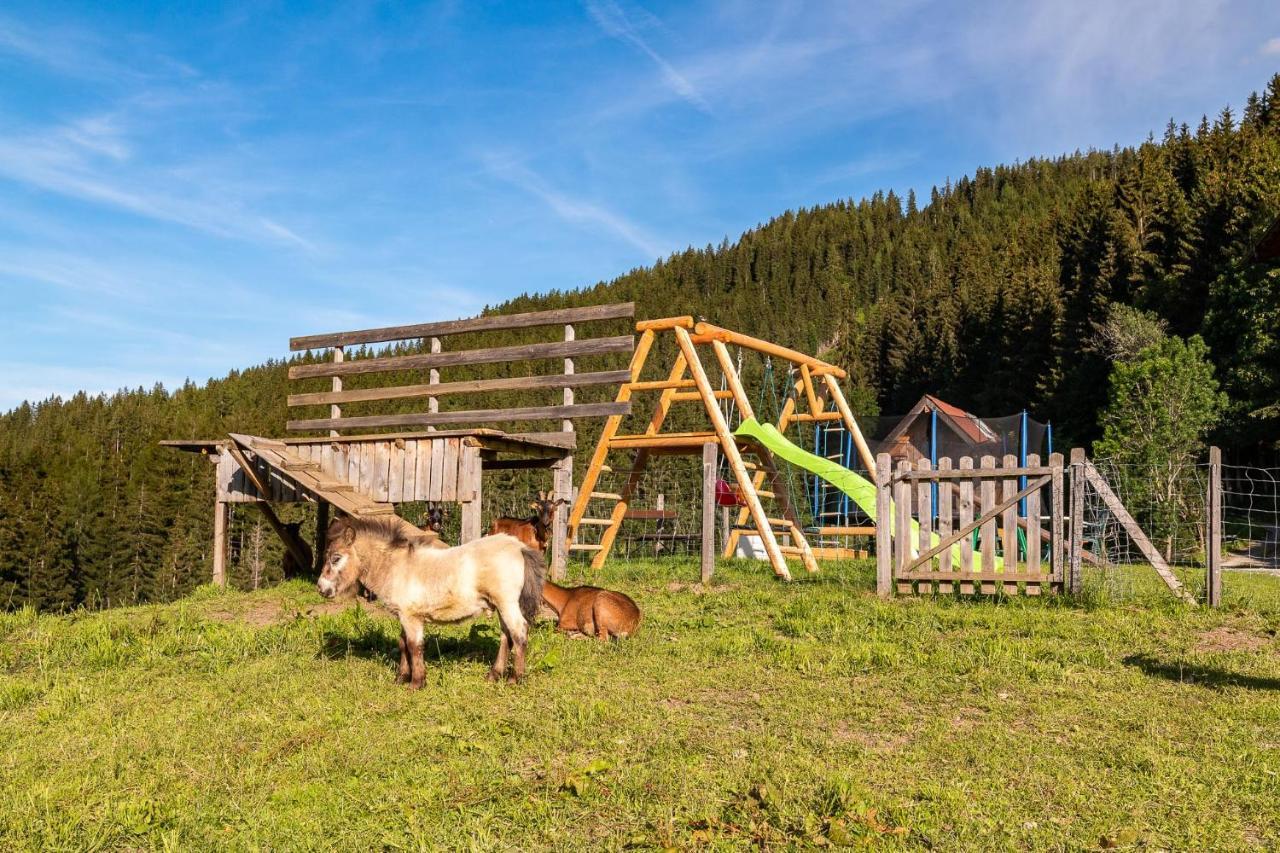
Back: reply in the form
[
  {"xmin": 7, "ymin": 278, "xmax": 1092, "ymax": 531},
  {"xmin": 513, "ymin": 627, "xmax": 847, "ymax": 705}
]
[{"xmin": 567, "ymin": 317, "xmax": 877, "ymax": 580}]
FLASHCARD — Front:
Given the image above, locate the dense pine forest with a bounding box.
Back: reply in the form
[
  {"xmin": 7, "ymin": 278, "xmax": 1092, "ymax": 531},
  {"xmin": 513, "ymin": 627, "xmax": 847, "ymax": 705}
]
[{"xmin": 2, "ymin": 76, "xmax": 1278, "ymax": 612}]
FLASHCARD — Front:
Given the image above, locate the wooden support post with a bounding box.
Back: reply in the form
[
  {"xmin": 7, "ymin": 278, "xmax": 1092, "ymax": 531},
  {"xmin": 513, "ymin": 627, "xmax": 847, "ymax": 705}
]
[
  {"xmin": 213, "ymin": 498, "xmax": 228, "ymax": 586},
  {"xmin": 875, "ymin": 453, "xmax": 893, "ymax": 597},
  {"xmin": 330, "ymin": 346, "xmax": 344, "ymax": 438},
  {"xmin": 1207, "ymin": 446, "xmax": 1222, "ymax": 607},
  {"xmin": 314, "ymin": 500, "xmax": 330, "ymax": 574},
  {"xmin": 562, "ymin": 324, "xmax": 575, "ymax": 433},
  {"xmin": 1068, "ymin": 448, "xmax": 1085, "ymax": 595},
  {"xmin": 427, "ymin": 337, "xmax": 441, "ymax": 432},
  {"xmin": 460, "ymin": 445, "xmax": 484, "ymax": 544},
  {"xmin": 702, "ymin": 441, "xmax": 717, "ymax": 584},
  {"xmin": 1049, "ymin": 452, "xmax": 1064, "ymax": 590},
  {"xmin": 551, "ymin": 454, "xmax": 572, "ymax": 580}
]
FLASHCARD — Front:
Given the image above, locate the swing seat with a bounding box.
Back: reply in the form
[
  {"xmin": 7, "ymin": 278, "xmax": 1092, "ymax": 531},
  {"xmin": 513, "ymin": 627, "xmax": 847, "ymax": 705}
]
[{"xmin": 715, "ymin": 478, "xmax": 746, "ymax": 507}]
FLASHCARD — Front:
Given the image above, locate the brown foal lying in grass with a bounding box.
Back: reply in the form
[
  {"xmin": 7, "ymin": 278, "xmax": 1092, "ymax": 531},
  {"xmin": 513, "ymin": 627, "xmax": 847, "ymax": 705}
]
[{"xmin": 540, "ymin": 580, "xmax": 641, "ymax": 640}]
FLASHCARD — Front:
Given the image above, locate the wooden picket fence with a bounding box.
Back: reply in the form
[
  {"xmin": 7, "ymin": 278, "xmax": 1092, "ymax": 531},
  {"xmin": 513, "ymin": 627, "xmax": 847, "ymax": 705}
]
[{"xmin": 874, "ymin": 452, "xmax": 1066, "ymax": 596}]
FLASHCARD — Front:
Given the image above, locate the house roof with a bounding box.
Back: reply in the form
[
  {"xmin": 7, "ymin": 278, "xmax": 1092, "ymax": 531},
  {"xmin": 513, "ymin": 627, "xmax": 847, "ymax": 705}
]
[{"xmin": 879, "ymin": 394, "xmax": 996, "ymax": 448}]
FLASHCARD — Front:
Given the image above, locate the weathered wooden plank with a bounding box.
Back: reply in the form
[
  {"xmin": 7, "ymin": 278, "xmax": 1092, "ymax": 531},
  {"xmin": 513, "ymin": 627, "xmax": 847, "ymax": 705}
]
[
  {"xmin": 702, "ymin": 442, "xmax": 717, "ymax": 584},
  {"xmin": 1002, "ymin": 453, "xmax": 1018, "ymax": 594},
  {"xmin": 401, "ymin": 440, "xmax": 417, "ymax": 502},
  {"xmin": 427, "ymin": 438, "xmax": 444, "ymax": 501},
  {"xmin": 1085, "ymin": 461, "xmax": 1195, "ymax": 604},
  {"xmin": 916, "ymin": 459, "xmax": 933, "ymax": 593},
  {"xmin": 895, "ymin": 460, "xmax": 912, "ymax": 579},
  {"xmin": 1207, "ymin": 446, "xmax": 1222, "ymax": 607},
  {"xmin": 387, "ymin": 440, "xmax": 404, "ymax": 503},
  {"xmin": 287, "ymin": 401, "xmax": 631, "ymax": 433},
  {"xmin": 1027, "ymin": 453, "xmax": 1042, "ymax": 578},
  {"xmin": 414, "ymin": 440, "xmax": 432, "ymax": 503},
  {"xmin": 287, "ymin": 369, "xmax": 634, "ymax": 408},
  {"xmin": 979, "ymin": 455, "xmax": 997, "ymax": 594},
  {"xmin": 958, "ymin": 456, "xmax": 974, "ymax": 591},
  {"xmin": 290, "ymin": 302, "xmax": 635, "ymax": 351},
  {"xmin": 1050, "ymin": 452, "xmax": 1064, "ymax": 584},
  {"xmin": 937, "ymin": 458, "xmax": 953, "ymax": 591},
  {"xmin": 288, "ymin": 336, "xmax": 634, "ymax": 380},
  {"xmin": 372, "ymin": 442, "xmax": 391, "ymax": 502},
  {"xmin": 875, "ymin": 453, "xmax": 893, "ymax": 598},
  {"xmin": 896, "ymin": 465, "xmax": 1057, "ymax": 480},
  {"xmin": 1068, "ymin": 448, "xmax": 1085, "ymax": 594},
  {"xmin": 441, "ymin": 439, "xmax": 459, "ymax": 502}
]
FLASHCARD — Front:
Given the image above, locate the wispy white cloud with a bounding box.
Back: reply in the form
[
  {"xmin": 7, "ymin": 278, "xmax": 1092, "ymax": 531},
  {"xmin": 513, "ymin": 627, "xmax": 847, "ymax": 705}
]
[
  {"xmin": 0, "ymin": 115, "xmax": 316, "ymax": 250},
  {"xmin": 583, "ymin": 0, "xmax": 709, "ymax": 112},
  {"xmin": 483, "ymin": 152, "xmax": 666, "ymax": 259},
  {"xmin": 1262, "ymin": 36, "xmax": 1280, "ymax": 55}
]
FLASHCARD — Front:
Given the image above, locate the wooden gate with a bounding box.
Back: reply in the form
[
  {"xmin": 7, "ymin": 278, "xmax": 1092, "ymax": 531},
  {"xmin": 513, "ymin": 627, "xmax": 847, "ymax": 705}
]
[{"xmin": 875, "ymin": 452, "xmax": 1066, "ymax": 596}]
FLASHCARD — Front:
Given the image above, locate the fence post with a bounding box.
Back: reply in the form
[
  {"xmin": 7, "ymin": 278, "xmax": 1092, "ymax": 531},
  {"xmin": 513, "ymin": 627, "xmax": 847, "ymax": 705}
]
[
  {"xmin": 212, "ymin": 498, "xmax": 228, "ymax": 586},
  {"xmin": 1068, "ymin": 447, "xmax": 1085, "ymax": 595},
  {"xmin": 1207, "ymin": 446, "xmax": 1222, "ymax": 607},
  {"xmin": 702, "ymin": 441, "xmax": 717, "ymax": 584},
  {"xmin": 875, "ymin": 452, "xmax": 893, "ymax": 598}
]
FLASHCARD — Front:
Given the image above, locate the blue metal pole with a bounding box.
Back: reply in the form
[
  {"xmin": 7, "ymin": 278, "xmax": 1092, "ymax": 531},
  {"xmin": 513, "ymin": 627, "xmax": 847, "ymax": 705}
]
[
  {"xmin": 1018, "ymin": 409, "xmax": 1028, "ymax": 518},
  {"xmin": 930, "ymin": 408, "xmax": 939, "ymax": 523},
  {"xmin": 1046, "ymin": 422, "xmax": 1054, "ymax": 457}
]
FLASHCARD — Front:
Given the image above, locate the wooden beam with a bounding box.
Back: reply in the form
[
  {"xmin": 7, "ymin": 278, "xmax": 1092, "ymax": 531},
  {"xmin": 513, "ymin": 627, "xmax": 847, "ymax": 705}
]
[
  {"xmin": 566, "ymin": 329, "xmax": 654, "ymax": 540},
  {"xmin": 1207, "ymin": 446, "xmax": 1222, "ymax": 607},
  {"xmin": 587, "ymin": 345, "xmax": 686, "ymax": 569},
  {"xmin": 287, "ymin": 369, "xmax": 633, "ymax": 408},
  {"xmin": 287, "ymin": 401, "xmax": 631, "ymax": 433},
  {"xmin": 1084, "ymin": 461, "xmax": 1196, "ymax": 605},
  {"xmin": 290, "ymin": 302, "xmax": 635, "ymax": 350},
  {"xmin": 676, "ymin": 326, "xmax": 791, "ymax": 580},
  {"xmin": 821, "ymin": 373, "xmax": 877, "ymax": 477},
  {"xmin": 702, "ymin": 441, "xmax": 717, "ymax": 584},
  {"xmin": 330, "ymin": 345, "xmax": 344, "ymax": 438},
  {"xmin": 551, "ymin": 455, "xmax": 572, "ymax": 580},
  {"xmin": 223, "ymin": 442, "xmax": 319, "ymax": 571},
  {"xmin": 635, "ymin": 315, "xmax": 694, "ymax": 331},
  {"xmin": 288, "ymin": 335, "xmax": 634, "ymax": 380},
  {"xmin": 212, "ymin": 499, "xmax": 228, "ymax": 586},
  {"xmin": 691, "ymin": 322, "xmax": 847, "ymax": 379},
  {"xmin": 481, "ymin": 458, "xmax": 559, "ymax": 470}
]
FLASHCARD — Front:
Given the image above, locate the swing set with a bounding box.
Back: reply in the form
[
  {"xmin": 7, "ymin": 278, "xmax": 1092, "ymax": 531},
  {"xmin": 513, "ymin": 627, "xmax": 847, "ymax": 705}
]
[{"xmin": 567, "ymin": 316, "xmax": 876, "ymax": 580}]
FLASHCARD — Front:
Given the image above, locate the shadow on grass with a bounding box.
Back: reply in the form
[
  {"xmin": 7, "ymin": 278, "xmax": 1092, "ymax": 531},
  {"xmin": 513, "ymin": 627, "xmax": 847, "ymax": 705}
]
[
  {"xmin": 1124, "ymin": 654, "xmax": 1280, "ymax": 691},
  {"xmin": 319, "ymin": 622, "xmax": 500, "ymax": 666}
]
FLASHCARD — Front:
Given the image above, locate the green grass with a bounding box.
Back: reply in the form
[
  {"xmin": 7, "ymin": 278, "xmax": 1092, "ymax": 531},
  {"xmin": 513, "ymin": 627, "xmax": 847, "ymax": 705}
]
[{"xmin": 1, "ymin": 560, "xmax": 1278, "ymax": 851}]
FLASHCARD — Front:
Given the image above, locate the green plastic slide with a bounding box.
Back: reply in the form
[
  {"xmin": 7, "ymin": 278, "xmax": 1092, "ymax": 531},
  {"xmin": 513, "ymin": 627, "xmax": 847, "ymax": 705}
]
[{"xmin": 733, "ymin": 417, "xmax": 999, "ymax": 570}]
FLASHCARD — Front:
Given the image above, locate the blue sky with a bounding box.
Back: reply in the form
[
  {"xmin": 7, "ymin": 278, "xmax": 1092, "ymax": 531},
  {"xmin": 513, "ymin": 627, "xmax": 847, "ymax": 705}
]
[{"xmin": 1, "ymin": 1, "xmax": 1277, "ymax": 411}]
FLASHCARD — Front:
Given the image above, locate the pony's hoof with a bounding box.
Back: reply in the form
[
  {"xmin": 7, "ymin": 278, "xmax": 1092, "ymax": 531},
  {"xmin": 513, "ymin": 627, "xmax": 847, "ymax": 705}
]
[
  {"xmin": 506, "ymin": 673, "xmax": 522, "ymax": 685},
  {"xmin": 406, "ymin": 679, "xmax": 424, "ymax": 690},
  {"xmin": 485, "ymin": 669, "xmax": 502, "ymax": 682}
]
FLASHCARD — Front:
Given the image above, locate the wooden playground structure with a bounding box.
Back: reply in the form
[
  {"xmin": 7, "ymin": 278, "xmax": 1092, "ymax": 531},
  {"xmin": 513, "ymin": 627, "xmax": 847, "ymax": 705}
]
[
  {"xmin": 162, "ymin": 300, "xmax": 1217, "ymax": 607},
  {"xmin": 567, "ymin": 316, "xmax": 877, "ymax": 582}
]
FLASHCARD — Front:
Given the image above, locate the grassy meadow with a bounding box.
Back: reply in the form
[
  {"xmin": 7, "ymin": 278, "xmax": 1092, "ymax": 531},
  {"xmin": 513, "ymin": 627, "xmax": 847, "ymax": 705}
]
[{"xmin": 1, "ymin": 558, "xmax": 1278, "ymax": 850}]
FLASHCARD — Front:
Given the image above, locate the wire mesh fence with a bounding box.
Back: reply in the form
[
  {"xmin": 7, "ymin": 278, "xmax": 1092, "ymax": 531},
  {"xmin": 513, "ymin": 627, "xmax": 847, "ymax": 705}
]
[{"xmin": 1221, "ymin": 464, "xmax": 1280, "ymax": 573}]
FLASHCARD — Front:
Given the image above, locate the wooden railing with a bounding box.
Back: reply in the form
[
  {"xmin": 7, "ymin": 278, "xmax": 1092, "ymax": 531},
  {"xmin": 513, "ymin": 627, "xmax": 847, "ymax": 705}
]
[{"xmin": 286, "ymin": 303, "xmax": 635, "ymax": 436}]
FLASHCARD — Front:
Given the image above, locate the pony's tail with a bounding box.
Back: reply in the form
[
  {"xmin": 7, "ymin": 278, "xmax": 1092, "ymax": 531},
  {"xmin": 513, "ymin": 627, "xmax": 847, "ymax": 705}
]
[{"xmin": 518, "ymin": 547, "xmax": 547, "ymax": 622}]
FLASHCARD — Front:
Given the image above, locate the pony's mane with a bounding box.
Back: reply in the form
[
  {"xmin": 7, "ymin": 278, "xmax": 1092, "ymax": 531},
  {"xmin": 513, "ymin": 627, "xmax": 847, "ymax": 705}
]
[{"xmin": 343, "ymin": 516, "xmax": 427, "ymax": 551}]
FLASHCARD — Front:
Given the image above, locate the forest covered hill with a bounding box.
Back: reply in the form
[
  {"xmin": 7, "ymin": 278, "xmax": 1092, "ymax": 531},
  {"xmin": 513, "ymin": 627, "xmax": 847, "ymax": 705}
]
[{"xmin": 2, "ymin": 75, "xmax": 1278, "ymax": 612}]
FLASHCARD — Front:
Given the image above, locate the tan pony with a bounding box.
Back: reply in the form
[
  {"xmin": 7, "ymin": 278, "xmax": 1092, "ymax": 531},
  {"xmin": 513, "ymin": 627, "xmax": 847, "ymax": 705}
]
[{"xmin": 318, "ymin": 516, "xmax": 546, "ymax": 686}]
